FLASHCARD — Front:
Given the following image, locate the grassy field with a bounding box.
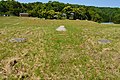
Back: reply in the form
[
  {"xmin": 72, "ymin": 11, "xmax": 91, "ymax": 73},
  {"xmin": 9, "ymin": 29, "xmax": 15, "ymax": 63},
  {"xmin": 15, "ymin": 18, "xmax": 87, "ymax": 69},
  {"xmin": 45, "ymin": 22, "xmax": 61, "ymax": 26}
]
[{"xmin": 0, "ymin": 17, "xmax": 120, "ymax": 80}]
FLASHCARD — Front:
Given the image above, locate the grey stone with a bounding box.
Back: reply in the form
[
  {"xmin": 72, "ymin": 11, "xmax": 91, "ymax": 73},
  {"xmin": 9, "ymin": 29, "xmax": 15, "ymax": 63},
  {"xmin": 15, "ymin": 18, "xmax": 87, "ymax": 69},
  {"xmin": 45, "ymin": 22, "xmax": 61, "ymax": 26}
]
[
  {"xmin": 56, "ymin": 26, "xmax": 66, "ymax": 31},
  {"xmin": 9, "ymin": 38, "xmax": 27, "ymax": 43},
  {"xmin": 76, "ymin": 19, "xmax": 80, "ymax": 20},
  {"xmin": 98, "ymin": 39, "xmax": 111, "ymax": 44}
]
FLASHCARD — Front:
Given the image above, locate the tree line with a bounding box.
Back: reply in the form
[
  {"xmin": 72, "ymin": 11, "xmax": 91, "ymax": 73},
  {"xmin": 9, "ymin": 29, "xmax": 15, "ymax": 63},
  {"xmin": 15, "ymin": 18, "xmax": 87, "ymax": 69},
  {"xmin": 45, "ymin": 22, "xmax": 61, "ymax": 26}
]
[{"xmin": 0, "ymin": 0, "xmax": 120, "ymax": 23}]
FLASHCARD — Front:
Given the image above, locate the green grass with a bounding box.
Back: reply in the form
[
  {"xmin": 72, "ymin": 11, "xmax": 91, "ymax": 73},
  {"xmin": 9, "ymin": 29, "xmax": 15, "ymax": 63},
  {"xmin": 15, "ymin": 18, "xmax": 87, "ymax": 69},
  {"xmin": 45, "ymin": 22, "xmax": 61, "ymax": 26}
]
[{"xmin": 0, "ymin": 16, "xmax": 120, "ymax": 80}]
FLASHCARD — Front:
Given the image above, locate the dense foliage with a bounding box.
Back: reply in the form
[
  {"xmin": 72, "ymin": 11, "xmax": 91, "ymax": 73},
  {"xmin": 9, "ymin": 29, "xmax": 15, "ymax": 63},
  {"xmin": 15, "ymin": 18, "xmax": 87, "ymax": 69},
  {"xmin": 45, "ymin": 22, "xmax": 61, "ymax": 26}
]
[{"xmin": 0, "ymin": 0, "xmax": 120, "ymax": 23}]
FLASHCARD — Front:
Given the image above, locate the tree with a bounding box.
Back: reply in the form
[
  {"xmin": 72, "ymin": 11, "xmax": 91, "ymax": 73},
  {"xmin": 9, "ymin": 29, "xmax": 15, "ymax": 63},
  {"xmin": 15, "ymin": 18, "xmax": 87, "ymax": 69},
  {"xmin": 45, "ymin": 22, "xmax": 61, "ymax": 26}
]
[
  {"xmin": 39, "ymin": 10, "xmax": 47, "ymax": 19},
  {"xmin": 47, "ymin": 10, "xmax": 55, "ymax": 19},
  {"xmin": 72, "ymin": 7, "xmax": 87, "ymax": 20},
  {"xmin": 54, "ymin": 12, "xmax": 62, "ymax": 19},
  {"xmin": 113, "ymin": 14, "xmax": 120, "ymax": 24},
  {"xmin": 51, "ymin": 1, "xmax": 65, "ymax": 12},
  {"xmin": 62, "ymin": 6, "xmax": 73, "ymax": 19},
  {"xmin": 72, "ymin": 8, "xmax": 80, "ymax": 19}
]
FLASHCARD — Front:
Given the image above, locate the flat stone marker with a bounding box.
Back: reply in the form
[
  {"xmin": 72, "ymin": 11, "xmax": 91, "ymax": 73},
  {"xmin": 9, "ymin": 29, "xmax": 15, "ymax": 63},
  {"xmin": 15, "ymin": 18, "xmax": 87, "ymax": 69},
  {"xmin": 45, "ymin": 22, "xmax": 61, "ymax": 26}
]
[
  {"xmin": 9, "ymin": 38, "xmax": 27, "ymax": 43},
  {"xmin": 98, "ymin": 39, "xmax": 111, "ymax": 44},
  {"xmin": 56, "ymin": 26, "xmax": 66, "ymax": 31}
]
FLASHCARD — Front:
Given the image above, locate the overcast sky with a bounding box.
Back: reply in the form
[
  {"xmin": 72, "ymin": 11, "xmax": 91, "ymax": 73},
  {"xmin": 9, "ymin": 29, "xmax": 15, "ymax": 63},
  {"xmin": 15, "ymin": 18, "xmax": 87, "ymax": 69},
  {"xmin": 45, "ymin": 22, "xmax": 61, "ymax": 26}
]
[{"xmin": 17, "ymin": 0, "xmax": 120, "ymax": 7}]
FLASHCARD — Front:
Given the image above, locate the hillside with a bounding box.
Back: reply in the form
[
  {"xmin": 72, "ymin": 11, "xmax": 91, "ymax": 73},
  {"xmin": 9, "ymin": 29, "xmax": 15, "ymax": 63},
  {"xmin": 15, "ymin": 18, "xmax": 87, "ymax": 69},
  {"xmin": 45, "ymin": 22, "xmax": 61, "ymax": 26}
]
[{"xmin": 0, "ymin": 17, "xmax": 120, "ymax": 79}]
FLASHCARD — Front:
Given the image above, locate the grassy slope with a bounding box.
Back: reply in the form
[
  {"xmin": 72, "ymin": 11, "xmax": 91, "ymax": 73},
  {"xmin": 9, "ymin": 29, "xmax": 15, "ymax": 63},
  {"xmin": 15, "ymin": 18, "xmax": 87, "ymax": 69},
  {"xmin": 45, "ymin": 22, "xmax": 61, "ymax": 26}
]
[{"xmin": 0, "ymin": 17, "xmax": 120, "ymax": 80}]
